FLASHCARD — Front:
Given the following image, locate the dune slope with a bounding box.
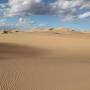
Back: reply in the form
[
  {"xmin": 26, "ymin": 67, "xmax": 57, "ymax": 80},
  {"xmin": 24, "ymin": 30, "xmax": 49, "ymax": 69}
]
[{"xmin": 0, "ymin": 32, "xmax": 90, "ymax": 90}]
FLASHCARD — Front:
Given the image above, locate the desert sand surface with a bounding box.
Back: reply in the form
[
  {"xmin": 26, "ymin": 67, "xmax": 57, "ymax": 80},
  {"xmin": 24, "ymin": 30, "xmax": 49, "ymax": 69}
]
[{"xmin": 0, "ymin": 29, "xmax": 90, "ymax": 90}]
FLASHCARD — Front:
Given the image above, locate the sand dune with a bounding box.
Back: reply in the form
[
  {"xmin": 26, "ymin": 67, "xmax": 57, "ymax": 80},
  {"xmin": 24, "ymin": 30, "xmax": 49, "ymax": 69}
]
[
  {"xmin": 0, "ymin": 43, "xmax": 48, "ymax": 60},
  {"xmin": 0, "ymin": 30, "xmax": 90, "ymax": 90}
]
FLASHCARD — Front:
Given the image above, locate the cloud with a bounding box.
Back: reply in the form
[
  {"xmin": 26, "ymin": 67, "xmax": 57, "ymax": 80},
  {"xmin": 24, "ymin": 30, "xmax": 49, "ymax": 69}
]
[
  {"xmin": 16, "ymin": 17, "xmax": 36, "ymax": 29},
  {"xmin": 0, "ymin": 0, "xmax": 90, "ymax": 21},
  {"xmin": 80, "ymin": 0, "xmax": 90, "ymax": 9},
  {"xmin": 51, "ymin": 0, "xmax": 90, "ymax": 20},
  {"xmin": 0, "ymin": 22, "xmax": 17, "ymax": 30},
  {"xmin": 5, "ymin": 0, "xmax": 52, "ymax": 17},
  {"xmin": 79, "ymin": 12, "xmax": 90, "ymax": 19},
  {"xmin": 18, "ymin": 17, "xmax": 28, "ymax": 24}
]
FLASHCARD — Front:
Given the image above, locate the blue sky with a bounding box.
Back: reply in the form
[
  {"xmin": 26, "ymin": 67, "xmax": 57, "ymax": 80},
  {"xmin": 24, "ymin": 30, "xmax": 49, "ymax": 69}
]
[
  {"xmin": 0, "ymin": 0, "xmax": 8, "ymax": 3},
  {"xmin": 0, "ymin": 0, "xmax": 90, "ymax": 31},
  {"xmin": 0, "ymin": 0, "xmax": 54, "ymax": 3}
]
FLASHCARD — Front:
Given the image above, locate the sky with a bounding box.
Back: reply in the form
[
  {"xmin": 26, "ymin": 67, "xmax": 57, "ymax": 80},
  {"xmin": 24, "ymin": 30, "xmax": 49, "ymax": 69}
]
[{"xmin": 0, "ymin": 0, "xmax": 90, "ymax": 31}]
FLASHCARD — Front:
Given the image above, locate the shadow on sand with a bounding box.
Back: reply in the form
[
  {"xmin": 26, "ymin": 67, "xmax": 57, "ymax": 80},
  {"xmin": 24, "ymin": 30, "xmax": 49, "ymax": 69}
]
[{"xmin": 0, "ymin": 43, "xmax": 47, "ymax": 60}]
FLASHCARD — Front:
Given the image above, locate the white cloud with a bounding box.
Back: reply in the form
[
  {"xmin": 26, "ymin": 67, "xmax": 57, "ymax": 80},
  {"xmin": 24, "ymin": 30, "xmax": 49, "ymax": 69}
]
[
  {"xmin": 18, "ymin": 17, "xmax": 28, "ymax": 24},
  {"xmin": 5, "ymin": 0, "xmax": 51, "ymax": 17},
  {"xmin": 0, "ymin": 0, "xmax": 90, "ymax": 21},
  {"xmin": 80, "ymin": 0, "xmax": 90, "ymax": 9},
  {"xmin": 79, "ymin": 12, "xmax": 90, "ymax": 19},
  {"xmin": 15, "ymin": 17, "xmax": 36, "ymax": 29},
  {"xmin": 51, "ymin": 0, "xmax": 90, "ymax": 20}
]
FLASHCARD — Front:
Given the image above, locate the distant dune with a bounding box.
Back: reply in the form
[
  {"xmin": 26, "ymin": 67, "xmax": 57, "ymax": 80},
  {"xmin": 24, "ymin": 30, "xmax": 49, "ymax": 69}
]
[{"xmin": 0, "ymin": 29, "xmax": 90, "ymax": 90}]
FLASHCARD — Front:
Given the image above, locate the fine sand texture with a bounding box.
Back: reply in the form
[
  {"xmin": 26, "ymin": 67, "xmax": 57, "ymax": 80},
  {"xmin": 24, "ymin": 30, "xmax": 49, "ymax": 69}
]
[{"xmin": 0, "ymin": 30, "xmax": 90, "ymax": 90}]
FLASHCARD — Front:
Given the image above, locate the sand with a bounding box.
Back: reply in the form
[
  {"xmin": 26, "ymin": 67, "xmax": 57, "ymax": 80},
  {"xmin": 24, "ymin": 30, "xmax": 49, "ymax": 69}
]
[{"xmin": 0, "ymin": 30, "xmax": 90, "ymax": 90}]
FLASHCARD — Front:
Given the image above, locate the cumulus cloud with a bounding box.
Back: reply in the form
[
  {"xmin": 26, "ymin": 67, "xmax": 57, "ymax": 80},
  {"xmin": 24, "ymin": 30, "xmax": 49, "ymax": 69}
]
[
  {"xmin": 15, "ymin": 17, "xmax": 36, "ymax": 29},
  {"xmin": 0, "ymin": 21, "xmax": 17, "ymax": 30},
  {"xmin": 5, "ymin": 0, "xmax": 52, "ymax": 17},
  {"xmin": 51, "ymin": 0, "xmax": 90, "ymax": 20},
  {"xmin": 79, "ymin": 12, "xmax": 90, "ymax": 19},
  {"xmin": 0, "ymin": 0, "xmax": 90, "ymax": 21},
  {"xmin": 18, "ymin": 17, "xmax": 28, "ymax": 24}
]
